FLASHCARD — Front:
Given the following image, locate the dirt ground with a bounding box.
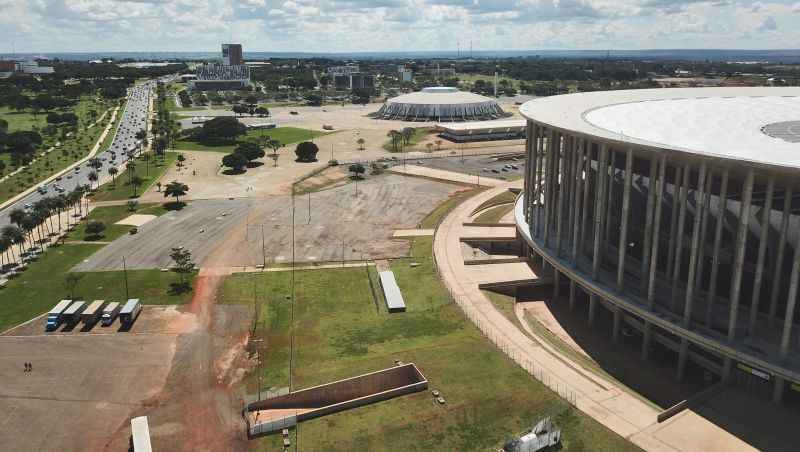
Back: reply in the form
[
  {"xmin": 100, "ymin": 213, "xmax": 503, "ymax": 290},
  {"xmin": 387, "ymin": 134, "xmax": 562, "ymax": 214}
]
[
  {"xmin": 0, "ymin": 304, "xmax": 251, "ymax": 452},
  {"xmin": 77, "ymin": 174, "xmax": 462, "ymax": 271}
]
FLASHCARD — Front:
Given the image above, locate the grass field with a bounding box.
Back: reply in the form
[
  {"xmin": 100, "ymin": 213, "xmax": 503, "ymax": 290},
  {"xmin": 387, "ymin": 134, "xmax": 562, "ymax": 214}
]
[
  {"xmin": 219, "ymin": 236, "xmax": 641, "ymax": 452},
  {"xmin": 473, "ymin": 203, "xmax": 515, "ymax": 223},
  {"xmin": 382, "ymin": 127, "xmax": 434, "ymax": 152},
  {"xmin": 90, "ymin": 152, "xmax": 178, "ymax": 202},
  {"xmin": 419, "ymin": 187, "xmax": 485, "ymax": 229},
  {"xmin": 174, "ymin": 127, "xmax": 325, "ymax": 153},
  {"xmin": 0, "ymin": 106, "xmax": 49, "ymax": 131},
  {"xmin": 64, "ymin": 203, "xmax": 166, "ymax": 242},
  {"xmin": 0, "ymin": 243, "xmax": 195, "ymax": 333}
]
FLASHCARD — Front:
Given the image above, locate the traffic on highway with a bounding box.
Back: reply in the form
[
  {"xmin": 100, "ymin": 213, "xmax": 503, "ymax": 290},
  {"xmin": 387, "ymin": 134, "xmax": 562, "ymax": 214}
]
[{"xmin": 0, "ymin": 81, "xmax": 155, "ymax": 225}]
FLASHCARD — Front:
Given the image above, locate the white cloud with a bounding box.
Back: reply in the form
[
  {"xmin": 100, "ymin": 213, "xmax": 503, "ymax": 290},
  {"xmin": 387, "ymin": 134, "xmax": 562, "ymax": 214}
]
[{"xmin": 0, "ymin": 0, "xmax": 798, "ymax": 52}]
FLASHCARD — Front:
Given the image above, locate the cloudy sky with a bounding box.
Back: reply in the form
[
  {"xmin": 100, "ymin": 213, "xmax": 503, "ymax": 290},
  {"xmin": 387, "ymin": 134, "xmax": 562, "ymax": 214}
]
[{"xmin": 1, "ymin": 0, "xmax": 798, "ymax": 53}]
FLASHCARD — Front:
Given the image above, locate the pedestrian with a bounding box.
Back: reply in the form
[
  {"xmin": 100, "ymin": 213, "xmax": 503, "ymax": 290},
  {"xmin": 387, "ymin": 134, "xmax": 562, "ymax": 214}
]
[{"xmin": 28, "ymin": 362, "xmax": 32, "ymax": 372}]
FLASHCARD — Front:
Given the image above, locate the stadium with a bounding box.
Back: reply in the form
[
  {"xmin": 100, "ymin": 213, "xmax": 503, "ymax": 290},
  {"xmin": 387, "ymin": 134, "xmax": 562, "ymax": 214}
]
[
  {"xmin": 516, "ymin": 87, "xmax": 800, "ymax": 405},
  {"xmin": 374, "ymin": 87, "xmax": 507, "ymax": 121}
]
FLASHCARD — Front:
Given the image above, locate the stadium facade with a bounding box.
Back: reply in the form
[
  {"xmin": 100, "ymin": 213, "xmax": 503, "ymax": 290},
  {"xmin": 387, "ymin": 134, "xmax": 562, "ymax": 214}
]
[
  {"xmin": 375, "ymin": 87, "xmax": 506, "ymax": 121},
  {"xmin": 516, "ymin": 87, "xmax": 800, "ymax": 404}
]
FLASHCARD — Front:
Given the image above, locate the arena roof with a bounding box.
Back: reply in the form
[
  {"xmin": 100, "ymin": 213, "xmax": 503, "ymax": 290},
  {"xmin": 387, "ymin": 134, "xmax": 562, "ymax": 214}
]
[
  {"xmin": 519, "ymin": 87, "xmax": 800, "ymax": 170},
  {"xmin": 376, "ymin": 88, "xmax": 506, "ymax": 121}
]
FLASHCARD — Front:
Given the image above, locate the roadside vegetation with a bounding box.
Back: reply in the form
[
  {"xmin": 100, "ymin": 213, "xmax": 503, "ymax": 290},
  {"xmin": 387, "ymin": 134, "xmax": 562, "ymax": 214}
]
[
  {"xmin": 91, "ymin": 151, "xmax": 178, "ymax": 201},
  {"xmin": 63, "ymin": 202, "xmax": 165, "ymax": 242},
  {"xmin": 419, "ymin": 187, "xmax": 485, "ymax": 229},
  {"xmin": 383, "ymin": 127, "xmax": 434, "ymax": 152},
  {"xmin": 175, "ymin": 116, "xmax": 324, "ymax": 153},
  {"xmin": 220, "ymin": 236, "xmax": 640, "ymax": 451}
]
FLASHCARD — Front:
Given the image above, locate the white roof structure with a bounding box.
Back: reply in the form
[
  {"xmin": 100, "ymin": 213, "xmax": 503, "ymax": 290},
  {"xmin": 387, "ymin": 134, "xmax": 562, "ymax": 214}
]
[
  {"xmin": 436, "ymin": 119, "xmax": 526, "ymax": 132},
  {"xmin": 519, "ymin": 87, "xmax": 800, "ymax": 170},
  {"xmin": 378, "ymin": 270, "xmax": 406, "ymax": 312},
  {"xmin": 376, "ymin": 87, "xmax": 506, "ymax": 121}
]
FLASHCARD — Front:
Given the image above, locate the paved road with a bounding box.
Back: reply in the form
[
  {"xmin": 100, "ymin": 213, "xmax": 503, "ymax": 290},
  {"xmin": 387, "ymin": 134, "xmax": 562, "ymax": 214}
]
[{"xmin": 0, "ymin": 80, "xmax": 156, "ymax": 226}]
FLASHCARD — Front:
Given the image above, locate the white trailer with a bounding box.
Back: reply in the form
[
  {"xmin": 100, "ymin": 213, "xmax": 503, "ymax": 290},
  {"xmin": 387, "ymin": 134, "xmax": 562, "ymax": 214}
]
[
  {"xmin": 81, "ymin": 300, "xmax": 107, "ymax": 325},
  {"xmin": 130, "ymin": 416, "xmax": 152, "ymax": 452},
  {"xmin": 100, "ymin": 302, "xmax": 122, "ymax": 326},
  {"xmin": 62, "ymin": 301, "xmax": 86, "ymax": 325},
  {"xmin": 45, "ymin": 299, "xmax": 72, "ymax": 331},
  {"xmin": 119, "ymin": 299, "xmax": 142, "ymax": 326}
]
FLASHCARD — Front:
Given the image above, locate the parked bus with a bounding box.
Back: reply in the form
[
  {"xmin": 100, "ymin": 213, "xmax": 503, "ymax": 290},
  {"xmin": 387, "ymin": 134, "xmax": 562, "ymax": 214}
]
[
  {"xmin": 100, "ymin": 302, "xmax": 122, "ymax": 327},
  {"xmin": 45, "ymin": 300, "xmax": 72, "ymax": 331},
  {"xmin": 62, "ymin": 301, "xmax": 86, "ymax": 325},
  {"xmin": 119, "ymin": 299, "xmax": 142, "ymax": 327},
  {"xmin": 81, "ymin": 300, "xmax": 107, "ymax": 326}
]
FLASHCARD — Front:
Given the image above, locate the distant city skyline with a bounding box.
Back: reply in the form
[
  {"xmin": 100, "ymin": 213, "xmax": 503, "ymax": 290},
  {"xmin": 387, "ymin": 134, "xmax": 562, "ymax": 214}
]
[{"xmin": 1, "ymin": 0, "xmax": 798, "ymax": 53}]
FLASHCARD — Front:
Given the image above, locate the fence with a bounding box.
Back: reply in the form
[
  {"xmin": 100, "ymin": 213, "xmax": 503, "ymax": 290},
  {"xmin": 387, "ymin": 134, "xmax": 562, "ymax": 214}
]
[{"xmin": 430, "ymin": 222, "xmax": 579, "ymax": 408}]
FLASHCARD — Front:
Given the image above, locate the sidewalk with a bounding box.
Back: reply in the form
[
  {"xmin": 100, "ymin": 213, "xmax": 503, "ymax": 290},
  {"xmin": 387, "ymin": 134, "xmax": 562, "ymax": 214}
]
[{"xmin": 432, "ymin": 181, "xmax": 755, "ymax": 452}]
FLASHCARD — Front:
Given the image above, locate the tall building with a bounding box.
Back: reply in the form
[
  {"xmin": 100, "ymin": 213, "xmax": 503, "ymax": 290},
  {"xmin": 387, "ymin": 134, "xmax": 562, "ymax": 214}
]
[
  {"xmin": 189, "ymin": 63, "xmax": 250, "ymax": 91},
  {"xmin": 222, "ymin": 44, "xmax": 244, "ymax": 66}
]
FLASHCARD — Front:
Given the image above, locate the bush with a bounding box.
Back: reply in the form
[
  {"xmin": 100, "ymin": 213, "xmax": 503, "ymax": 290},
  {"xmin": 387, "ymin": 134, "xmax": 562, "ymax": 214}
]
[{"xmin": 328, "ymin": 159, "xmax": 339, "ymax": 166}]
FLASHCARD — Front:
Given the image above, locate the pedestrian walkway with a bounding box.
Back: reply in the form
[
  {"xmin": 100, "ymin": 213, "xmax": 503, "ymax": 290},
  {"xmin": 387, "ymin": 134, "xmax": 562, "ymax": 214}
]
[
  {"xmin": 432, "ymin": 181, "xmax": 755, "ymax": 452},
  {"xmin": 389, "ymin": 165, "xmax": 504, "ymax": 187}
]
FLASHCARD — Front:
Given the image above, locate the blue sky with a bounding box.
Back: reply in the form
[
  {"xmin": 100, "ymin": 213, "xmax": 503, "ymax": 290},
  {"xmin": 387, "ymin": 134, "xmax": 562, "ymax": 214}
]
[{"xmin": 1, "ymin": 0, "xmax": 798, "ymax": 52}]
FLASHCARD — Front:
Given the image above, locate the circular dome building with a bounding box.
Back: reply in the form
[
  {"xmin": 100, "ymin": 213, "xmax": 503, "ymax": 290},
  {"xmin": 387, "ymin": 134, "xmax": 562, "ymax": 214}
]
[
  {"xmin": 374, "ymin": 87, "xmax": 506, "ymax": 121},
  {"xmin": 516, "ymin": 87, "xmax": 800, "ymax": 405}
]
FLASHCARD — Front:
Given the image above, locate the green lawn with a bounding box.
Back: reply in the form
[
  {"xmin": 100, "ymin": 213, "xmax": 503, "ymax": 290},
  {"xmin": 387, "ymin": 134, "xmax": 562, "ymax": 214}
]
[
  {"xmin": 219, "ymin": 236, "xmax": 641, "ymax": 452},
  {"xmin": 174, "ymin": 127, "xmax": 325, "ymax": 153},
  {"xmin": 64, "ymin": 203, "xmax": 166, "ymax": 242},
  {"xmin": 90, "ymin": 152, "xmax": 178, "ymax": 202},
  {"xmin": 419, "ymin": 187, "xmax": 485, "ymax": 229},
  {"xmin": 382, "ymin": 127, "xmax": 434, "ymax": 152},
  {"xmin": 473, "ymin": 203, "xmax": 515, "ymax": 223},
  {"xmin": 0, "ymin": 243, "xmax": 195, "ymax": 332},
  {"xmin": 0, "ymin": 106, "xmax": 49, "ymax": 131}
]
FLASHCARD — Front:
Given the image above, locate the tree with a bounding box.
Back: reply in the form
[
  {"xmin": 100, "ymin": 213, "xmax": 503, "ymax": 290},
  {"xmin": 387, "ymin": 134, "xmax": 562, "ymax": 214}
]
[
  {"xmin": 294, "ymin": 141, "xmax": 319, "ymax": 162},
  {"xmin": 85, "ymin": 220, "xmax": 106, "ymax": 239},
  {"xmin": 169, "ymin": 247, "xmax": 194, "ymax": 293},
  {"xmin": 127, "ymin": 200, "xmax": 139, "ymax": 212},
  {"xmin": 435, "ymin": 139, "xmax": 443, "ymax": 151},
  {"xmin": 232, "ymin": 104, "xmax": 247, "ymax": 117},
  {"xmin": 222, "ymin": 152, "xmax": 248, "ymax": 173},
  {"xmin": 130, "ymin": 175, "xmax": 144, "ymax": 197},
  {"xmin": 387, "ymin": 130, "xmax": 402, "ymax": 152},
  {"xmin": 348, "ymin": 163, "xmax": 365, "ymax": 179},
  {"xmin": 64, "ymin": 273, "xmax": 83, "ymax": 299},
  {"xmin": 135, "ymin": 129, "xmax": 147, "ymax": 141},
  {"xmin": 357, "ymin": 138, "xmax": 365, "ymax": 150},
  {"xmin": 304, "ymin": 94, "xmax": 322, "ymax": 106},
  {"xmin": 87, "ymin": 171, "xmax": 98, "ymax": 189},
  {"xmin": 401, "ymin": 127, "xmax": 415, "ymax": 145},
  {"xmin": 235, "ymin": 142, "xmax": 265, "ymax": 163},
  {"xmin": 426, "ymin": 143, "xmax": 434, "ymax": 153},
  {"xmin": 164, "ymin": 180, "xmax": 189, "ymax": 204},
  {"xmin": 108, "ymin": 167, "xmax": 118, "ymax": 185},
  {"xmin": 200, "ymin": 116, "xmax": 246, "ymax": 142},
  {"xmin": 254, "ymin": 106, "xmax": 269, "ymax": 117},
  {"xmin": 177, "ymin": 154, "xmax": 186, "ymax": 167},
  {"xmin": 156, "ymin": 181, "xmax": 162, "ymax": 192}
]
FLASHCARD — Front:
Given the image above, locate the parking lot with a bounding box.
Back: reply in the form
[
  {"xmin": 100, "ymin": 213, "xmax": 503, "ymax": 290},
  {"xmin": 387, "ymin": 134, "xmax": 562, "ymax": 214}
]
[
  {"xmin": 417, "ymin": 153, "xmax": 526, "ymax": 181},
  {"xmin": 75, "ymin": 173, "xmax": 461, "ymax": 271}
]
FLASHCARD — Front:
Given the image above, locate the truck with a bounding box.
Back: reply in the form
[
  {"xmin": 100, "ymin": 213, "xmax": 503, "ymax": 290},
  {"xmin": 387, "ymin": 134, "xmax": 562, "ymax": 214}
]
[
  {"xmin": 100, "ymin": 302, "xmax": 122, "ymax": 327},
  {"xmin": 81, "ymin": 300, "xmax": 106, "ymax": 326},
  {"xmin": 45, "ymin": 299, "xmax": 73, "ymax": 331},
  {"xmin": 119, "ymin": 299, "xmax": 142, "ymax": 327},
  {"xmin": 62, "ymin": 301, "xmax": 86, "ymax": 325}
]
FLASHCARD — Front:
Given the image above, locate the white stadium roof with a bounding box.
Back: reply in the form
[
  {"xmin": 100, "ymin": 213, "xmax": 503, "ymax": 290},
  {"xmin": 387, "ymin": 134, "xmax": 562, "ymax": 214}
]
[
  {"xmin": 376, "ymin": 87, "xmax": 506, "ymax": 121},
  {"xmin": 519, "ymin": 87, "xmax": 800, "ymax": 170}
]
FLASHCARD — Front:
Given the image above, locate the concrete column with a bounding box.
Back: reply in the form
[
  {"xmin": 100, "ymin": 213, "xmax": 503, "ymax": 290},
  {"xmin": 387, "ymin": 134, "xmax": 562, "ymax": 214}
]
[
  {"xmin": 592, "ymin": 146, "xmax": 609, "ymax": 280},
  {"xmin": 670, "ymin": 163, "xmax": 691, "ymax": 312},
  {"xmin": 647, "ymin": 155, "xmax": 667, "ymax": 310},
  {"xmin": 617, "ymin": 149, "xmax": 634, "ymax": 292},
  {"xmin": 588, "ymin": 293, "xmax": 597, "ymax": 327},
  {"xmin": 694, "ymin": 167, "xmax": 714, "ymax": 292},
  {"xmin": 706, "ymin": 169, "xmax": 729, "ymax": 327},
  {"xmin": 749, "ymin": 175, "xmax": 775, "ymax": 335},
  {"xmin": 569, "ymin": 280, "xmax": 576, "ymax": 311},
  {"xmin": 779, "ymin": 243, "xmax": 800, "ymax": 359},
  {"xmin": 684, "ymin": 162, "xmax": 707, "ymax": 326},
  {"xmin": 612, "ymin": 307, "xmax": 621, "ymax": 345},
  {"xmin": 555, "ymin": 134, "xmax": 566, "ymax": 257},
  {"xmin": 579, "ymin": 141, "xmax": 593, "ymax": 263},
  {"xmin": 666, "ymin": 166, "xmax": 683, "ymax": 278},
  {"xmin": 641, "ymin": 320, "xmax": 652, "ymax": 361},
  {"xmin": 553, "ymin": 268, "xmax": 561, "ymax": 300},
  {"xmin": 543, "ymin": 129, "xmax": 555, "ymax": 246},
  {"xmin": 640, "ymin": 156, "xmax": 659, "ymax": 296},
  {"xmin": 677, "ymin": 338, "xmax": 688, "ymax": 381},
  {"xmin": 565, "ymin": 136, "xmax": 576, "ymax": 253},
  {"xmin": 603, "ymin": 150, "xmax": 616, "ymax": 256},
  {"xmin": 722, "ymin": 357, "xmax": 732, "ymax": 384},
  {"xmin": 773, "ymin": 376, "xmax": 785, "ymax": 404},
  {"xmin": 727, "ymin": 169, "xmax": 754, "ymax": 342},
  {"xmin": 571, "ymin": 142, "xmax": 585, "ymax": 265},
  {"xmin": 532, "ymin": 125, "xmax": 542, "ymax": 237},
  {"xmin": 769, "ymin": 188, "xmax": 793, "ymax": 327},
  {"xmin": 524, "ymin": 122, "xmax": 533, "ymax": 217}
]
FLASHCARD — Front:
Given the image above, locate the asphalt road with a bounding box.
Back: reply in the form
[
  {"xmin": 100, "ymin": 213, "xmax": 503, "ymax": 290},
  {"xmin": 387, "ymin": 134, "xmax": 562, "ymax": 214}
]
[{"xmin": 0, "ymin": 80, "xmax": 156, "ymax": 226}]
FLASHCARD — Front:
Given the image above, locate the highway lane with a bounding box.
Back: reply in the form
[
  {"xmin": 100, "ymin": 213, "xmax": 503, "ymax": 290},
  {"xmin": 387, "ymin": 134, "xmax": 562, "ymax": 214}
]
[{"xmin": 0, "ymin": 80, "xmax": 157, "ymax": 226}]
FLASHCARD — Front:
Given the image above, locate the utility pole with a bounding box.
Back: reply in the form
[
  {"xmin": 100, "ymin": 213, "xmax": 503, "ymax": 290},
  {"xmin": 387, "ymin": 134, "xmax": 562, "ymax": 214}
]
[
  {"xmin": 122, "ymin": 256, "xmax": 129, "ymax": 299},
  {"xmin": 261, "ymin": 224, "xmax": 266, "ymax": 268},
  {"xmin": 307, "ymin": 192, "xmax": 311, "ymax": 224},
  {"xmin": 289, "ymin": 192, "xmax": 295, "ymax": 392}
]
